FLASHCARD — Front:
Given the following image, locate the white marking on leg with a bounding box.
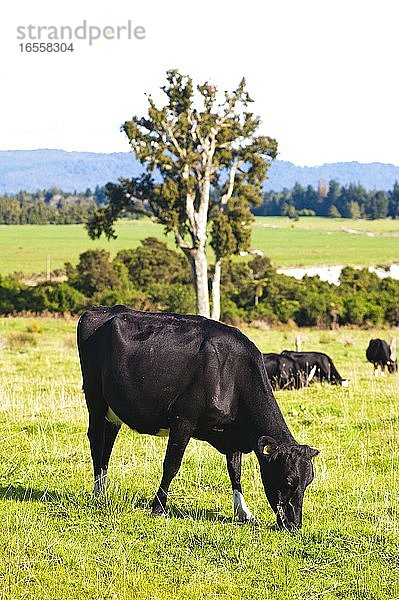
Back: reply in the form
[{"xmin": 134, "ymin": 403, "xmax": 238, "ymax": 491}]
[
  {"xmin": 341, "ymin": 379, "xmax": 349, "ymax": 388},
  {"xmin": 233, "ymin": 490, "xmax": 256, "ymax": 523},
  {"xmin": 307, "ymin": 365, "xmax": 317, "ymax": 384},
  {"xmin": 374, "ymin": 369, "xmax": 379, "ymax": 378}
]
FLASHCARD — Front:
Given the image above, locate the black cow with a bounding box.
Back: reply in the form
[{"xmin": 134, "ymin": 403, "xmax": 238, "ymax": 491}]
[
  {"xmin": 262, "ymin": 353, "xmax": 312, "ymax": 390},
  {"xmin": 366, "ymin": 339, "xmax": 397, "ymax": 375},
  {"xmin": 77, "ymin": 306, "xmax": 319, "ymax": 530},
  {"xmin": 281, "ymin": 351, "xmax": 349, "ymax": 387}
]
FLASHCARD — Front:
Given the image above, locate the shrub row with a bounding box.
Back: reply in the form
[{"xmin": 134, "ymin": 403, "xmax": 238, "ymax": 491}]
[{"xmin": 1, "ymin": 238, "xmax": 398, "ymax": 327}]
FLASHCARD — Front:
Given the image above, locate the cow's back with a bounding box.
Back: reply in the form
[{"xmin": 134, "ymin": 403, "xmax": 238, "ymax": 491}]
[
  {"xmin": 366, "ymin": 339, "xmax": 386, "ymax": 362},
  {"xmin": 77, "ymin": 306, "xmax": 266, "ymax": 435}
]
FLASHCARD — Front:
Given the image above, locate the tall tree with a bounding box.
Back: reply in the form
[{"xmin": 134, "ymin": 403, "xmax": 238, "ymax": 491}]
[
  {"xmin": 388, "ymin": 181, "xmax": 399, "ymax": 218},
  {"xmin": 324, "ymin": 180, "xmax": 340, "ymax": 216},
  {"xmin": 86, "ymin": 70, "xmax": 277, "ymax": 318}
]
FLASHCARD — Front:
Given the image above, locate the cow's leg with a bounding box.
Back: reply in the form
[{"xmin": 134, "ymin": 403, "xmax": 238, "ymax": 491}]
[
  {"xmin": 152, "ymin": 418, "xmax": 194, "ymax": 516},
  {"xmin": 87, "ymin": 412, "xmax": 107, "ymax": 496},
  {"xmin": 99, "ymin": 420, "xmax": 121, "ymax": 492},
  {"xmin": 226, "ymin": 451, "xmax": 257, "ymax": 523}
]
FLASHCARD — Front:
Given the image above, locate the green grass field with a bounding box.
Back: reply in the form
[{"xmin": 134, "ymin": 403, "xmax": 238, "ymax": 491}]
[
  {"xmin": 1, "ymin": 217, "xmax": 399, "ymax": 275},
  {"xmin": 0, "ymin": 317, "xmax": 398, "ymax": 599}
]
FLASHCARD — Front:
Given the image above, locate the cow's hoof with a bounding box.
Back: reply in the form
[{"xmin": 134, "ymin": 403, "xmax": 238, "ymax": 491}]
[
  {"xmin": 152, "ymin": 509, "xmax": 167, "ymax": 518},
  {"xmin": 93, "ymin": 471, "xmax": 108, "ymax": 497},
  {"xmin": 151, "ymin": 504, "xmax": 167, "ymax": 517},
  {"xmin": 237, "ymin": 515, "xmax": 259, "ymax": 527},
  {"xmin": 93, "ymin": 484, "xmax": 105, "ymax": 497}
]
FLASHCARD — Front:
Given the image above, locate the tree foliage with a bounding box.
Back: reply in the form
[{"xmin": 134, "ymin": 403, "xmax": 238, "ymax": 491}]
[
  {"xmin": 115, "ymin": 237, "xmax": 191, "ymax": 289},
  {"xmin": 255, "ymin": 180, "xmax": 399, "ymax": 219},
  {"xmin": 86, "ymin": 70, "xmax": 277, "ymax": 318}
]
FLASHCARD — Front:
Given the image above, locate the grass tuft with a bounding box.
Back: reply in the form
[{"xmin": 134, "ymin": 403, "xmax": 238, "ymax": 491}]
[
  {"xmin": 6, "ymin": 331, "xmax": 37, "ymax": 351},
  {"xmin": 26, "ymin": 322, "xmax": 44, "ymax": 334}
]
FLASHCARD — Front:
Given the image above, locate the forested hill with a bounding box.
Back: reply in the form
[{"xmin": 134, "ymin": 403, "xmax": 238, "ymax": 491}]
[
  {"xmin": 0, "ymin": 150, "xmax": 142, "ymax": 194},
  {"xmin": 1, "ymin": 149, "xmax": 399, "ymax": 194},
  {"xmin": 263, "ymin": 160, "xmax": 399, "ymax": 192}
]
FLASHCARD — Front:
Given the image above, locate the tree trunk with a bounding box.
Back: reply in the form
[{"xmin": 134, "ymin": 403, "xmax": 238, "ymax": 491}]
[
  {"xmin": 211, "ymin": 259, "xmax": 221, "ymax": 321},
  {"xmin": 188, "ymin": 248, "xmax": 210, "ymax": 318}
]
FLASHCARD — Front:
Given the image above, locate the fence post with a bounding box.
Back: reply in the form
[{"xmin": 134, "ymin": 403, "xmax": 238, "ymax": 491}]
[{"xmin": 295, "ymin": 334, "xmax": 302, "ymax": 352}]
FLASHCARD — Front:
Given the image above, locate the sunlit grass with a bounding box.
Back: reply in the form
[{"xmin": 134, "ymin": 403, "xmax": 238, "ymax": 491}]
[
  {"xmin": 1, "ymin": 217, "xmax": 399, "ymax": 275},
  {"xmin": 0, "ymin": 317, "xmax": 398, "ymax": 599}
]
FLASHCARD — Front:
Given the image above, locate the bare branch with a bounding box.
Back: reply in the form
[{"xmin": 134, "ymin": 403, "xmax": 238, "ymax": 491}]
[
  {"xmin": 164, "ymin": 122, "xmax": 186, "ymax": 159},
  {"xmin": 173, "ymin": 227, "xmax": 191, "ymax": 251},
  {"xmin": 220, "ymin": 159, "xmax": 244, "ymax": 208}
]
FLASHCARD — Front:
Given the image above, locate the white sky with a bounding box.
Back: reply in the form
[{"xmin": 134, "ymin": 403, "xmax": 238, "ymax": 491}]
[{"xmin": 1, "ymin": 0, "xmax": 398, "ymax": 166}]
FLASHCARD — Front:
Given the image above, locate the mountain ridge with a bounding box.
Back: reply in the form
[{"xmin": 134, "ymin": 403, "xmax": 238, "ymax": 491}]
[{"xmin": 1, "ymin": 149, "xmax": 399, "ymax": 194}]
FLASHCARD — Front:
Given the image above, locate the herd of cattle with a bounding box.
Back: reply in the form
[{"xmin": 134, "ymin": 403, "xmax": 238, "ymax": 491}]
[
  {"xmin": 263, "ymin": 338, "xmax": 397, "ymax": 390},
  {"xmin": 77, "ymin": 306, "xmax": 397, "ymax": 531},
  {"xmin": 263, "ymin": 350, "xmax": 348, "ymax": 390}
]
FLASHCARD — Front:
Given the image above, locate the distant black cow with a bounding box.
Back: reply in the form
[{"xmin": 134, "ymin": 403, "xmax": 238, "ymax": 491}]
[
  {"xmin": 366, "ymin": 339, "xmax": 397, "ymax": 375},
  {"xmin": 262, "ymin": 353, "xmax": 313, "ymax": 390},
  {"xmin": 78, "ymin": 306, "xmax": 319, "ymax": 530},
  {"xmin": 281, "ymin": 351, "xmax": 349, "ymax": 386}
]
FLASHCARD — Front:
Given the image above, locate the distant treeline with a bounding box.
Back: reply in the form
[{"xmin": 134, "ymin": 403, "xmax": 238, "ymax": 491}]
[
  {"xmin": 1, "ymin": 237, "xmax": 398, "ymax": 327},
  {"xmin": 1, "ymin": 180, "xmax": 399, "ymax": 224},
  {"xmin": 0, "ymin": 186, "xmax": 107, "ymax": 224},
  {"xmin": 253, "ymin": 180, "xmax": 399, "ymax": 219}
]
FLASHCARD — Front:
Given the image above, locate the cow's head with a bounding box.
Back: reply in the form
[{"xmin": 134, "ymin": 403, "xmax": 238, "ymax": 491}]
[
  {"xmin": 387, "ymin": 359, "xmax": 398, "ymax": 374},
  {"xmin": 257, "ymin": 436, "xmax": 319, "ymax": 531}
]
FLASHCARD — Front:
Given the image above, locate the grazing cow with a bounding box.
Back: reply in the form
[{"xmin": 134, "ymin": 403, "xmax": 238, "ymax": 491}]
[
  {"xmin": 77, "ymin": 306, "xmax": 319, "ymax": 530},
  {"xmin": 262, "ymin": 353, "xmax": 312, "ymax": 390},
  {"xmin": 281, "ymin": 351, "xmax": 349, "ymax": 387},
  {"xmin": 366, "ymin": 338, "xmax": 397, "ymax": 375}
]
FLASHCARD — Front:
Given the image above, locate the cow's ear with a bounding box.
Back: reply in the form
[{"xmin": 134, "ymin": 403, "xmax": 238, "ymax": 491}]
[
  {"xmin": 257, "ymin": 436, "xmax": 278, "ymax": 458},
  {"xmin": 304, "ymin": 446, "xmax": 319, "ymax": 459}
]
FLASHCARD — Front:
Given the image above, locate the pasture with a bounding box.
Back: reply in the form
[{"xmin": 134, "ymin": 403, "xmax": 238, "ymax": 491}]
[
  {"xmin": 1, "ymin": 217, "xmax": 399, "ymax": 275},
  {"xmin": 0, "ymin": 317, "xmax": 398, "ymax": 599}
]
